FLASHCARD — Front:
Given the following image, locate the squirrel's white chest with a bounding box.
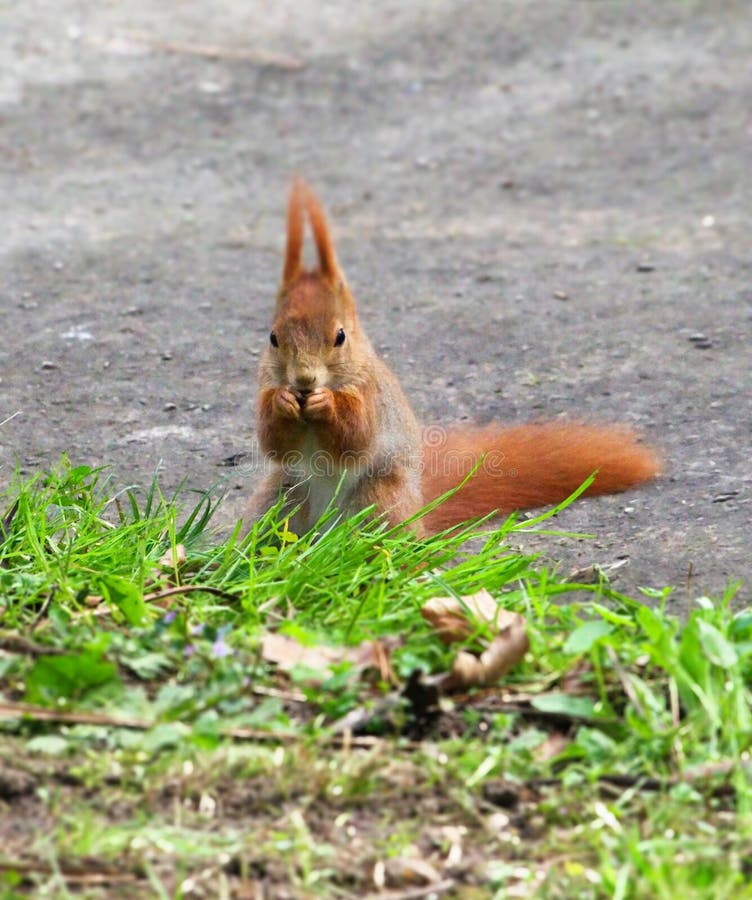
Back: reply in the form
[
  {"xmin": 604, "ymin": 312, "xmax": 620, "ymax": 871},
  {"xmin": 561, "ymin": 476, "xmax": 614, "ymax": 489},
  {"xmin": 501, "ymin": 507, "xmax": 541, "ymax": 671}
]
[{"xmin": 289, "ymin": 434, "xmax": 359, "ymax": 528}]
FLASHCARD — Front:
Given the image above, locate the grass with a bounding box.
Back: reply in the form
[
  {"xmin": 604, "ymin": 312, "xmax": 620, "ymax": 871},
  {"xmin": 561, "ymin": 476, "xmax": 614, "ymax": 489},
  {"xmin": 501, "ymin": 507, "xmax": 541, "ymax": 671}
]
[{"xmin": 0, "ymin": 458, "xmax": 750, "ymax": 897}]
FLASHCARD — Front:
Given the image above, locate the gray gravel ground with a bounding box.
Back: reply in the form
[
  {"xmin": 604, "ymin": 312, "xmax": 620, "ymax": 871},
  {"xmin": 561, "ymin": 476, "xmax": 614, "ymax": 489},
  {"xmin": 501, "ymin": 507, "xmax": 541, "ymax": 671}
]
[{"xmin": 2, "ymin": 1, "xmax": 750, "ymax": 606}]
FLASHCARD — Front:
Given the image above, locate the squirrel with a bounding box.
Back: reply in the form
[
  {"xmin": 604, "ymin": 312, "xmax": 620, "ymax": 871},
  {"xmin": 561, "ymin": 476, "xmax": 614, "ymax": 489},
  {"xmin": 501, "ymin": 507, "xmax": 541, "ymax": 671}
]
[{"xmin": 246, "ymin": 179, "xmax": 660, "ymax": 537}]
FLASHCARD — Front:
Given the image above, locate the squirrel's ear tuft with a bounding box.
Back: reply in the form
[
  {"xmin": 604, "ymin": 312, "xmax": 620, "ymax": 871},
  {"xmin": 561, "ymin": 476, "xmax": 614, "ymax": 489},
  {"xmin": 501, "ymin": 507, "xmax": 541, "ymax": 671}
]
[
  {"xmin": 301, "ymin": 182, "xmax": 339, "ymax": 281},
  {"xmin": 282, "ymin": 177, "xmax": 305, "ymax": 287}
]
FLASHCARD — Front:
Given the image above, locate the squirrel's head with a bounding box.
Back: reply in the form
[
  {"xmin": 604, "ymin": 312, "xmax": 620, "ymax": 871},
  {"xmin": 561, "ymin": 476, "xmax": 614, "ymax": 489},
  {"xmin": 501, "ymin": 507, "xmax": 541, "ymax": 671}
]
[{"xmin": 261, "ymin": 180, "xmax": 368, "ymax": 392}]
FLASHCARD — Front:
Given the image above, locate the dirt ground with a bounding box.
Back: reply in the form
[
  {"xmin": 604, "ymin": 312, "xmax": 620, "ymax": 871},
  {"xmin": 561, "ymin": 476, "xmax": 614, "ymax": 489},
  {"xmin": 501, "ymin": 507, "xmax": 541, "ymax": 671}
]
[{"xmin": 2, "ymin": 0, "xmax": 750, "ymax": 605}]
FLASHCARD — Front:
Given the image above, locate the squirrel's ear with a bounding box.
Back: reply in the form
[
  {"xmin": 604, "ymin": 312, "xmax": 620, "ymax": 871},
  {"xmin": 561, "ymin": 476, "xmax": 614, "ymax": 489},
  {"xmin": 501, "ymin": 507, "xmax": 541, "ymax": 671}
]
[
  {"xmin": 302, "ymin": 182, "xmax": 339, "ymax": 281},
  {"xmin": 282, "ymin": 178, "xmax": 305, "ymax": 287}
]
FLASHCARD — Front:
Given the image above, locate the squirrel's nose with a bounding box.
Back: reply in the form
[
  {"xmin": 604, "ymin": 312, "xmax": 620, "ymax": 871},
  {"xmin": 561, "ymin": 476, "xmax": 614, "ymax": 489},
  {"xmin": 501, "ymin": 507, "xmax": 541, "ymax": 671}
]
[{"xmin": 294, "ymin": 371, "xmax": 317, "ymax": 390}]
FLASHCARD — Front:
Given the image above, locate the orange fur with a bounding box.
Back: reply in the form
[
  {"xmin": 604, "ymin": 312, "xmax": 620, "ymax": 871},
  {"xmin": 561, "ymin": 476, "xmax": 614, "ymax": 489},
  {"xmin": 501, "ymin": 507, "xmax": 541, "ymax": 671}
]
[
  {"xmin": 282, "ymin": 178, "xmax": 305, "ymax": 286},
  {"xmin": 353, "ymin": 468, "xmax": 422, "ymax": 529},
  {"xmin": 248, "ymin": 181, "xmax": 662, "ymax": 537},
  {"xmin": 256, "ymin": 387, "xmax": 306, "ymax": 459},
  {"xmin": 307, "ymin": 388, "xmax": 376, "ymax": 460},
  {"xmin": 421, "ymin": 424, "xmax": 661, "ymax": 533},
  {"xmin": 301, "ymin": 181, "xmax": 339, "ymax": 279}
]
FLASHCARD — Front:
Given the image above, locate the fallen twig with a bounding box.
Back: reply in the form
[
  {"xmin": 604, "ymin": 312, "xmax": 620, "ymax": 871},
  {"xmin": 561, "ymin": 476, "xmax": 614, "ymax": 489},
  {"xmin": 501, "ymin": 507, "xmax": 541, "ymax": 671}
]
[
  {"xmin": 0, "ymin": 498, "xmax": 19, "ymax": 546},
  {"xmin": 0, "ymin": 631, "xmax": 66, "ymax": 657},
  {"xmin": 360, "ymin": 879, "xmax": 456, "ymax": 900},
  {"xmin": 143, "ymin": 584, "xmax": 239, "ymax": 604},
  {"xmin": 0, "ymin": 411, "xmax": 22, "ymax": 429},
  {"xmin": 531, "ymin": 757, "xmax": 749, "ymax": 796},
  {"xmin": 0, "ymin": 700, "xmax": 406, "ymax": 750},
  {"xmin": 606, "ymin": 645, "xmax": 645, "ymax": 719},
  {"xmin": 0, "ymin": 701, "xmax": 152, "ymax": 730},
  {"xmin": 251, "ymin": 684, "xmax": 308, "ymax": 703},
  {"xmin": 0, "ymin": 859, "xmax": 139, "ymax": 885},
  {"xmin": 111, "ymin": 32, "xmax": 305, "ymax": 70},
  {"xmin": 451, "ymin": 695, "xmax": 618, "ymax": 728},
  {"xmin": 31, "ymin": 584, "xmax": 57, "ymax": 630},
  {"xmin": 84, "ymin": 583, "xmax": 240, "ymax": 614}
]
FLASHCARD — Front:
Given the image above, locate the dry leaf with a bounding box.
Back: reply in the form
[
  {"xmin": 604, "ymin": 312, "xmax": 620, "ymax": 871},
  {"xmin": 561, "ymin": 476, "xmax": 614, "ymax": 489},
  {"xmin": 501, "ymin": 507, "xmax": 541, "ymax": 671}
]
[
  {"xmin": 559, "ymin": 658, "xmax": 594, "ymax": 695},
  {"xmin": 421, "ymin": 589, "xmax": 501, "ymax": 642},
  {"xmin": 145, "ymin": 544, "xmax": 190, "ymax": 591},
  {"xmin": 261, "ymin": 633, "xmax": 395, "ymax": 683},
  {"xmin": 422, "ymin": 592, "xmax": 529, "ymax": 692},
  {"xmin": 441, "ymin": 825, "xmax": 465, "ymax": 867},
  {"xmin": 447, "ymin": 619, "xmax": 528, "ymax": 688},
  {"xmin": 534, "ymin": 731, "xmax": 570, "ymax": 762},
  {"xmin": 157, "ymin": 544, "xmax": 187, "ymax": 569},
  {"xmin": 261, "ymin": 633, "xmax": 339, "ymax": 673},
  {"xmin": 381, "ymin": 855, "xmax": 442, "ymax": 888}
]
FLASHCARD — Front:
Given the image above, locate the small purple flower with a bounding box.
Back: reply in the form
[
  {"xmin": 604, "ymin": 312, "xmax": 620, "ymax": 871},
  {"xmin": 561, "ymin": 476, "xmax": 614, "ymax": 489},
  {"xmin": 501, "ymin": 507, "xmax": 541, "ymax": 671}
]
[
  {"xmin": 162, "ymin": 611, "xmax": 177, "ymax": 624},
  {"xmin": 184, "ymin": 644, "xmax": 196, "ymax": 657},
  {"xmin": 191, "ymin": 623, "xmax": 205, "ymax": 636},
  {"xmin": 211, "ymin": 637, "xmax": 232, "ymax": 659}
]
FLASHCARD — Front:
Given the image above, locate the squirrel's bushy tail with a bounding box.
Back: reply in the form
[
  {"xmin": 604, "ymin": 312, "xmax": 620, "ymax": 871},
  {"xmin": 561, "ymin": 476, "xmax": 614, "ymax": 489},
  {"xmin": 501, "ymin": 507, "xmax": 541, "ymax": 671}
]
[{"xmin": 420, "ymin": 423, "xmax": 661, "ymax": 533}]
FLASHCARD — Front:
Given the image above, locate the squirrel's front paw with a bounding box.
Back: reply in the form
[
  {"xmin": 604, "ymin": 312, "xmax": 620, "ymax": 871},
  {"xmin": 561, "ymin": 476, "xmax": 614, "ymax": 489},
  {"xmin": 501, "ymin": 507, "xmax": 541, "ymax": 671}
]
[
  {"xmin": 301, "ymin": 387, "xmax": 335, "ymax": 422},
  {"xmin": 275, "ymin": 387, "xmax": 302, "ymax": 420}
]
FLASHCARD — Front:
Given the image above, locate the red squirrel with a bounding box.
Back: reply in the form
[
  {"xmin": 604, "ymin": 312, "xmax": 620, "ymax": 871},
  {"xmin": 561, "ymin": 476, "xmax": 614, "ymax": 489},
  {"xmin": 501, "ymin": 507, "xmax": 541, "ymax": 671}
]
[{"xmin": 246, "ymin": 180, "xmax": 660, "ymax": 536}]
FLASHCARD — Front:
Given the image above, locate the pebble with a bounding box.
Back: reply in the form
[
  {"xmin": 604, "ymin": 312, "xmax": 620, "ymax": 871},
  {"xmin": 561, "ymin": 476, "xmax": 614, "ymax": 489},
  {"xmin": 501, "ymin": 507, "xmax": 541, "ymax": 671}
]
[
  {"xmin": 198, "ymin": 80, "xmax": 224, "ymax": 95},
  {"xmin": 688, "ymin": 333, "xmax": 713, "ymax": 349},
  {"xmin": 712, "ymin": 491, "xmax": 739, "ymax": 503},
  {"xmin": 163, "ymin": 402, "xmax": 177, "ymax": 412},
  {"xmin": 219, "ymin": 452, "xmax": 249, "ymax": 467}
]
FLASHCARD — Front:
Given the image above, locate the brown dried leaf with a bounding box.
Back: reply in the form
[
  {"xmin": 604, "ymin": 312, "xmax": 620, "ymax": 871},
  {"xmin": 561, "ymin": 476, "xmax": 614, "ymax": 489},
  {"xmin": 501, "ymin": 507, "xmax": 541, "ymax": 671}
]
[
  {"xmin": 261, "ymin": 633, "xmax": 394, "ymax": 683},
  {"xmin": 421, "ymin": 589, "xmax": 503, "ymax": 643},
  {"xmin": 380, "ymin": 856, "xmax": 442, "ymax": 888},
  {"xmin": 158, "ymin": 543, "xmax": 187, "ymax": 569},
  {"xmin": 145, "ymin": 544, "xmax": 190, "ymax": 590},
  {"xmin": 534, "ymin": 731, "xmax": 570, "ymax": 762},
  {"xmin": 261, "ymin": 633, "xmax": 338, "ymax": 673},
  {"xmin": 559, "ymin": 657, "xmax": 594, "ymax": 695},
  {"xmin": 422, "ymin": 594, "xmax": 529, "ymax": 691},
  {"xmin": 447, "ymin": 619, "xmax": 528, "ymax": 689},
  {"xmin": 440, "ymin": 825, "xmax": 465, "ymax": 866}
]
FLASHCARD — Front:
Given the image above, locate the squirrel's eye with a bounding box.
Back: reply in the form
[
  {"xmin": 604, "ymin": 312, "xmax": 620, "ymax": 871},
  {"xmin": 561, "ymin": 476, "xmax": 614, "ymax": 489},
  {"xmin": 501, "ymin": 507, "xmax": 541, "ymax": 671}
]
[
  {"xmin": 269, "ymin": 331, "xmax": 279, "ymax": 348},
  {"xmin": 334, "ymin": 328, "xmax": 346, "ymax": 347}
]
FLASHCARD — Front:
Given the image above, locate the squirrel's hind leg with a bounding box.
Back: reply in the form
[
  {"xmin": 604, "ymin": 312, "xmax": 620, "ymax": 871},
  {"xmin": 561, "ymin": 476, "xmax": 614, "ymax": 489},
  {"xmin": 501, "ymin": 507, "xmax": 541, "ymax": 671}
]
[
  {"xmin": 243, "ymin": 470, "xmax": 308, "ymax": 534},
  {"xmin": 353, "ymin": 471, "xmax": 425, "ymax": 536},
  {"xmin": 244, "ymin": 471, "xmax": 284, "ymax": 523}
]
